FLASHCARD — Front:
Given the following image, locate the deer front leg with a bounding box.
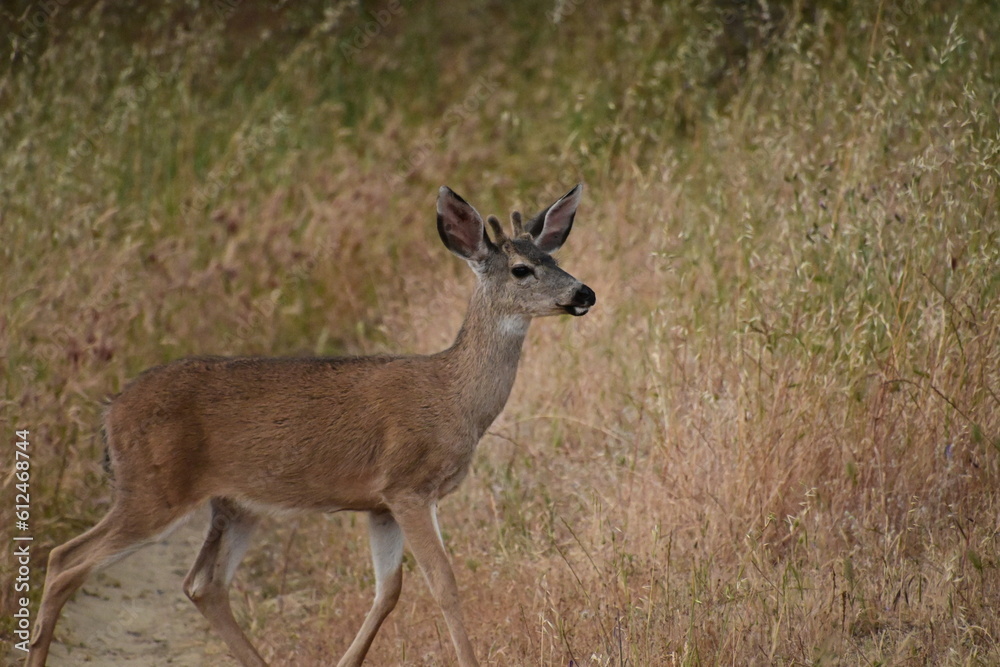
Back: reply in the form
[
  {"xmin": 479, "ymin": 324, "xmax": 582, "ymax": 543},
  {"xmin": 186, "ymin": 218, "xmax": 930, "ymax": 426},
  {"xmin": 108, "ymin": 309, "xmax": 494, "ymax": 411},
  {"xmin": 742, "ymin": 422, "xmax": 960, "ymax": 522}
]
[{"xmin": 394, "ymin": 502, "xmax": 479, "ymax": 667}]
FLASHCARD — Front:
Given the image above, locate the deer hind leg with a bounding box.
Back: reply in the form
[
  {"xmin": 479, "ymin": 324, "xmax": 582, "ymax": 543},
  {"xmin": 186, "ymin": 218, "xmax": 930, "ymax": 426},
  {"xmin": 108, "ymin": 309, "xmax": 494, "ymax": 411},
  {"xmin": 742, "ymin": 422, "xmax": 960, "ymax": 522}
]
[
  {"xmin": 28, "ymin": 501, "xmax": 193, "ymax": 667},
  {"xmin": 337, "ymin": 510, "xmax": 404, "ymax": 667},
  {"xmin": 183, "ymin": 497, "xmax": 264, "ymax": 667}
]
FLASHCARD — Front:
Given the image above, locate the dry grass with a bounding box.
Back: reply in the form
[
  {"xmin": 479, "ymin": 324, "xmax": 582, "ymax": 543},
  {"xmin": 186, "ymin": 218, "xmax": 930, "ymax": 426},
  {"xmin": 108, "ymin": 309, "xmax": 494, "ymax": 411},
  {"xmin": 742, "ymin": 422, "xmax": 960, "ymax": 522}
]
[{"xmin": 3, "ymin": 1, "xmax": 999, "ymax": 664}]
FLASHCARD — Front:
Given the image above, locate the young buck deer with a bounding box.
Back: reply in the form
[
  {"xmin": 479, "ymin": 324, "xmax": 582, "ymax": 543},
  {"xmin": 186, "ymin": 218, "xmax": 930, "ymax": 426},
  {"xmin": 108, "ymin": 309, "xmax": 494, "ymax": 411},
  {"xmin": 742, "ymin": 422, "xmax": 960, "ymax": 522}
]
[{"xmin": 28, "ymin": 185, "xmax": 595, "ymax": 667}]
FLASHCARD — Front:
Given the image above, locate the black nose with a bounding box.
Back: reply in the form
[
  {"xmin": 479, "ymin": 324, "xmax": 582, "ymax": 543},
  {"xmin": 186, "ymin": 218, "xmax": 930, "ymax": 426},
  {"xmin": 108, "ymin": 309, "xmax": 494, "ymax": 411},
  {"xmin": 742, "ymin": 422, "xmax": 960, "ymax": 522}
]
[{"xmin": 574, "ymin": 285, "xmax": 596, "ymax": 307}]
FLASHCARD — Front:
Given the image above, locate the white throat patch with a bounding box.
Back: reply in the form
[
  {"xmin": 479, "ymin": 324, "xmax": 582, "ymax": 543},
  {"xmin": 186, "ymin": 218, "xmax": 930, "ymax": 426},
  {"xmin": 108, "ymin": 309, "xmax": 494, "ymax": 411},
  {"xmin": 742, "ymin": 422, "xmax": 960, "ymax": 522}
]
[{"xmin": 499, "ymin": 315, "xmax": 530, "ymax": 337}]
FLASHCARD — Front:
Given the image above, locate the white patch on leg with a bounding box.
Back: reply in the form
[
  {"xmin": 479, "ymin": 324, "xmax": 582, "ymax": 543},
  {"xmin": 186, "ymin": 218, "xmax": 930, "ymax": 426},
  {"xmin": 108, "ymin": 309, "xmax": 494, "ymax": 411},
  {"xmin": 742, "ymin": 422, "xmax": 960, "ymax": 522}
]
[
  {"xmin": 187, "ymin": 567, "xmax": 211, "ymax": 599},
  {"xmin": 369, "ymin": 513, "xmax": 404, "ymax": 597},
  {"xmin": 221, "ymin": 520, "xmax": 256, "ymax": 586},
  {"xmin": 430, "ymin": 503, "xmax": 445, "ymax": 549}
]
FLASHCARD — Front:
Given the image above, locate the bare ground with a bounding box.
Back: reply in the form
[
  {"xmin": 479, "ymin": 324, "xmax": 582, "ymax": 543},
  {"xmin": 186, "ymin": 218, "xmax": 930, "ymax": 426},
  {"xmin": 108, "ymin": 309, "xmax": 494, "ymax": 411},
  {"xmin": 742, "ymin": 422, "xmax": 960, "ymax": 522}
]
[{"xmin": 9, "ymin": 509, "xmax": 240, "ymax": 667}]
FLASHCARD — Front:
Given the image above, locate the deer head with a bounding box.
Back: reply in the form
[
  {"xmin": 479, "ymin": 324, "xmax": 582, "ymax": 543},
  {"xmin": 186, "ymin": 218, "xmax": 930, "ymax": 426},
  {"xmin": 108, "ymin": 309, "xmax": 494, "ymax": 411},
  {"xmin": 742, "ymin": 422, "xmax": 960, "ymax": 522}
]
[{"xmin": 436, "ymin": 184, "xmax": 596, "ymax": 322}]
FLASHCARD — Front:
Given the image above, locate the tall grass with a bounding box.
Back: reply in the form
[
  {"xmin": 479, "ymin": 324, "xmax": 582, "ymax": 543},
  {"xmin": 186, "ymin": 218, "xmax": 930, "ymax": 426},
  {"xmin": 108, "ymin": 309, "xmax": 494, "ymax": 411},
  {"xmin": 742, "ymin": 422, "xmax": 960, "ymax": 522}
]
[{"xmin": 3, "ymin": 1, "xmax": 999, "ymax": 664}]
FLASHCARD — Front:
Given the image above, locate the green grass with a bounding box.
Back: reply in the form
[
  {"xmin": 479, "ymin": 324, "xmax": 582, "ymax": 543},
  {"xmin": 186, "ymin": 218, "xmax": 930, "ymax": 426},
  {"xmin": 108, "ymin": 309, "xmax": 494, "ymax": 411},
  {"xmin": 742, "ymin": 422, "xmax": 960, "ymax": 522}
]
[{"xmin": 3, "ymin": 0, "xmax": 999, "ymax": 663}]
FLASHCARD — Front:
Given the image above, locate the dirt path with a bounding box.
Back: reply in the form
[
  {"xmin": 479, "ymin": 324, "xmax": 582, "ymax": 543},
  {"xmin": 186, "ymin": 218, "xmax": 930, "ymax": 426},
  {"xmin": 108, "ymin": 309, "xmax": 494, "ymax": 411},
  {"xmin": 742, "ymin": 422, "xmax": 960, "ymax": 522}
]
[{"xmin": 35, "ymin": 509, "xmax": 240, "ymax": 667}]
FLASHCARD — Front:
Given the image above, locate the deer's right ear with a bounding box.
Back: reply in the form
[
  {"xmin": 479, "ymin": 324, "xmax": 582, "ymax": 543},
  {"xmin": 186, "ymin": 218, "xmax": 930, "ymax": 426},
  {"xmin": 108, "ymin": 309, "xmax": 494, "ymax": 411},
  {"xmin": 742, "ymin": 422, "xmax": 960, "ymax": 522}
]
[{"xmin": 437, "ymin": 186, "xmax": 492, "ymax": 263}]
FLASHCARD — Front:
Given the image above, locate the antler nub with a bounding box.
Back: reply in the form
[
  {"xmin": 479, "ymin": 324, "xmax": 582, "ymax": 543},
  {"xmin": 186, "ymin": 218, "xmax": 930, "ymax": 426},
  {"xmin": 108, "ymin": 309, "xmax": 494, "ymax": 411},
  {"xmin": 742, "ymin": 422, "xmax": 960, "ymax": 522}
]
[
  {"xmin": 488, "ymin": 211, "xmax": 532, "ymax": 243},
  {"xmin": 486, "ymin": 215, "xmax": 508, "ymax": 243},
  {"xmin": 510, "ymin": 211, "xmax": 526, "ymax": 237}
]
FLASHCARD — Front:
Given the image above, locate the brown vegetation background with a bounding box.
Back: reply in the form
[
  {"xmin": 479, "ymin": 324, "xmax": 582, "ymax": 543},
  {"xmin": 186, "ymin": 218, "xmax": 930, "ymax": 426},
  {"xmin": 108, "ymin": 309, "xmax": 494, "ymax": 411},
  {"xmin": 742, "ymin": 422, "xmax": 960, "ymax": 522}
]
[{"xmin": 3, "ymin": 1, "xmax": 999, "ymax": 664}]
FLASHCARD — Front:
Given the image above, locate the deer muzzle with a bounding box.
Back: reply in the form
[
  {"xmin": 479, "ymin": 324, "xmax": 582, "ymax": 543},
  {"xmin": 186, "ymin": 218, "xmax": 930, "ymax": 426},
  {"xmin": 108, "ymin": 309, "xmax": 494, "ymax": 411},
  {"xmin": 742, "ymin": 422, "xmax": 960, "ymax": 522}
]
[{"xmin": 562, "ymin": 284, "xmax": 596, "ymax": 316}]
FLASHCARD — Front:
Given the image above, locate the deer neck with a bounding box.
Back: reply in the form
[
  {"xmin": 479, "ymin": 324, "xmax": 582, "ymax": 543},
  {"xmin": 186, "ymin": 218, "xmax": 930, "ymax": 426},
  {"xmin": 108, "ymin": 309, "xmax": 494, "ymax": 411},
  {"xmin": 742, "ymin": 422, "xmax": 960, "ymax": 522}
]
[{"xmin": 441, "ymin": 284, "xmax": 530, "ymax": 439}]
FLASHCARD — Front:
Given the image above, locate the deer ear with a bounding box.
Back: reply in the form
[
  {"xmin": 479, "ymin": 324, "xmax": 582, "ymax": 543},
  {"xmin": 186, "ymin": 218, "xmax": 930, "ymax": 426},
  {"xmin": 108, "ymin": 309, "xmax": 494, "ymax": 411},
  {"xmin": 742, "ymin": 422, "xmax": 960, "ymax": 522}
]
[
  {"xmin": 437, "ymin": 187, "xmax": 492, "ymax": 263},
  {"xmin": 525, "ymin": 184, "xmax": 582, "ymax": 253}
]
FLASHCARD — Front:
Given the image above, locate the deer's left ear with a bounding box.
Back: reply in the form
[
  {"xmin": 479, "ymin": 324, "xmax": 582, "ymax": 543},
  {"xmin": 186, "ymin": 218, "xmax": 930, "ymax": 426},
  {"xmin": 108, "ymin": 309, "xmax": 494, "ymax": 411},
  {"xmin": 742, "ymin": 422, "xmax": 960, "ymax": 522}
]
[{"xmin": 525, "ymin": 184, "xmax": 582, "ymax": 253}]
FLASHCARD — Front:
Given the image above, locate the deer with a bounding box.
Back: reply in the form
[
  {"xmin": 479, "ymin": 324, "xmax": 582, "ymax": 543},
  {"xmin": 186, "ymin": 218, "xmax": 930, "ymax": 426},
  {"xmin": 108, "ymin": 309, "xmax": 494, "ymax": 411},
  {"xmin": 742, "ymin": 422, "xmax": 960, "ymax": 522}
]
[{"xmin": 27, "ymin": 184, "xmax": 595, "ymax": 667}]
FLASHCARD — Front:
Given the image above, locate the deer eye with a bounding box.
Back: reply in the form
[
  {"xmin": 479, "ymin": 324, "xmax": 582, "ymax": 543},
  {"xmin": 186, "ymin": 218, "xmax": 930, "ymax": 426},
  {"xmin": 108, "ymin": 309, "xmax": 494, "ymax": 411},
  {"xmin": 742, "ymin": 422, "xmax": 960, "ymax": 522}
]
[{"xmin": 511, "ymin": 265, "xmax": 534, "ymax": 278}]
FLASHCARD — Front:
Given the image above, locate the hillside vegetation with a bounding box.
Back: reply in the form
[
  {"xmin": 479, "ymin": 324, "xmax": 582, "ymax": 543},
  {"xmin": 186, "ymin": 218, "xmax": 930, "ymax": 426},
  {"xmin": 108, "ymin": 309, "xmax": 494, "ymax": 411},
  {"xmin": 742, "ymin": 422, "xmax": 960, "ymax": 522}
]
[{"xmin": 3, "ymin": 1, "xmax": 999, "ymax": 664}]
